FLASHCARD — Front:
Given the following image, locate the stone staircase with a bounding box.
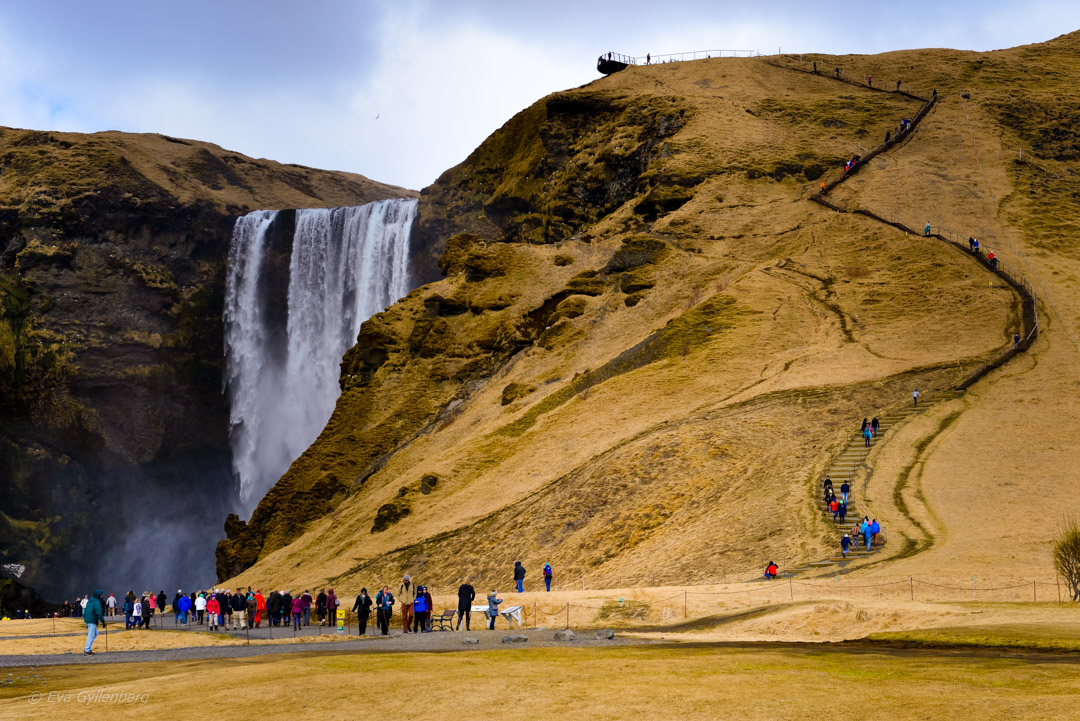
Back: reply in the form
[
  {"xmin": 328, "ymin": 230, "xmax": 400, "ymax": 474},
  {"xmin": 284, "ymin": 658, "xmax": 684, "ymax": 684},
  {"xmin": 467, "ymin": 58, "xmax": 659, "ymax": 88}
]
[{"xmin": 785, "ymin": 389, "xmax": 964, "ymax": 575}]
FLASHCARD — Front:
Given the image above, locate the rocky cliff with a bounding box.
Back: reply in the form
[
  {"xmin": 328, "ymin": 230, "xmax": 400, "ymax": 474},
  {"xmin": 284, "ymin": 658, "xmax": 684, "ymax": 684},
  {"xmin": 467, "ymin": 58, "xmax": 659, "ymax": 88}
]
[{"xmin": 0, "ymin": 127, "xmax": 414, "ymax": 599}]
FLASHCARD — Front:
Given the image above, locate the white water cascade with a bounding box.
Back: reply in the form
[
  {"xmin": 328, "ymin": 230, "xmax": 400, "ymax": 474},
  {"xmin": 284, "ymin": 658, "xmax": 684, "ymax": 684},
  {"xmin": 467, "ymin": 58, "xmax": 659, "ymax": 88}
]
[{"xmin": 224, "ymin": 198, "xmax": 417, "ymax": 510}]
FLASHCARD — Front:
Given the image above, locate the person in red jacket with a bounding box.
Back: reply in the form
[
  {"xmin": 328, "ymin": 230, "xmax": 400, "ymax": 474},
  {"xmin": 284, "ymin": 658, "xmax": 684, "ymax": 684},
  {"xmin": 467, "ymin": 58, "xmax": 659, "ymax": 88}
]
[
  {"xmin": 254, "ymin": 591, "xmax": 266, "ymax": 627},
  {"xmin": 764, "ymin": 562, "xmax": 779, "ymax": 579},
  {"xmin": 206, "ymin": 594, "xmax": 221, "ymax": 631}
]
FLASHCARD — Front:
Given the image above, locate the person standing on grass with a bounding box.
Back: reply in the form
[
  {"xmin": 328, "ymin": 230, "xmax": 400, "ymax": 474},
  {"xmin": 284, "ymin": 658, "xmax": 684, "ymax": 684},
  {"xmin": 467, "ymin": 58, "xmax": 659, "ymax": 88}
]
[
  {"xmin": 456, "ymin": 581, "xmax": 476, "ymax": 631},
  {"xmin": 913, "ymin": 389, "xmax": 920, "ymax": 407},
  {"xmin": 82, "ymin": 589, "xmax": 105, "ymax": 656},
  {"xmin": 486, "ymin": 590, "xmax": 503, "ymax": 630},
  {"xmin": 206, "ymin": 593, "xmax": 221, "ymax": 631},
  {"xmin": 514, "ymin": 561, "xmax": 526, "ymax": 593},
  {"xmin": 840, "ymin": 481, "xmax": 850, "ymax": 506},
  {"xmin": 352, "ymin": 588, "xmax": 373, "ymax": 636},
  {"xmin": 376, "ymin": 586, "xmax": 395, "ymax": 635},
  {"xmin": 841, "ymin": 534, "xmax": 851, "ymax": 558},
  {"xmin": 398, "ymin": 575, "xmax": 416, "ymax": 633},
  {"xmin": 544, "ymin": 563, "xmax": 553, "ymax": 592}
]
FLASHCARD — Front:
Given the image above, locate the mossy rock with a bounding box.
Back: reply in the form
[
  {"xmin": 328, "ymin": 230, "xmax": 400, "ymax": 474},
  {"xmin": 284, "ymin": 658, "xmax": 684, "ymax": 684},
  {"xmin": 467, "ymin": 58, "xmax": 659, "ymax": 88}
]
[
  {"xmin": 553, "ymin": 254, "xmax": 574, "ymax": 266},
  {"xmin": 549, "ymin": 296, "xmax": 587, "ymax": 323},
  {"xmin": 419, "ymin": 474, "xmax": 438, "ymax": 494},
  {"xmin": 372, "ymin": 498, "xmax": 412, "ymax": 533},
  {"xmin": 501, "ymin": 382, "xmax": 538, "ymax": 406},
  {"xmin": 537, "ymin": 320, "xmax": 585, "ymax": 350},
  {"xmin": 624, "ymin": 292, "xmax": 646, "ymax": 307},
  {"xmin": 603, "ymin": 236, "xmax": 668, "ymax": 273},
  {"xmin": 620, "ymin": 268, "xmax": 655, "ymax": 294},
  {"xmin": 633, "ymin": 185, "xmax": 694, "ymax": 219},
  {"xmin": 565, "ymin": 270, "xmax": 606, "ymax": 297},
  {"xmin": 438, "ymin": 234, "xmax": 512, "ymax": 281}
]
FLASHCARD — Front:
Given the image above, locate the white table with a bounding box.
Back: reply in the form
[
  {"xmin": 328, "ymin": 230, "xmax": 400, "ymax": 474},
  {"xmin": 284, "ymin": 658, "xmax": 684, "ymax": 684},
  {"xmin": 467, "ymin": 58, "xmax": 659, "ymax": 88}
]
[{"xmin": 470, "ymin": 605, "xmax": 522, "ymax": 627}]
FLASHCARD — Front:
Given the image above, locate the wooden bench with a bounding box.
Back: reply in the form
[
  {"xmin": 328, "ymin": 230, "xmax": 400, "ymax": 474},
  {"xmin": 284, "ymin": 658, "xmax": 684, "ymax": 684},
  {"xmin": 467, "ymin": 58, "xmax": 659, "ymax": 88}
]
[{"xmin": 431, "ymin": 609, "xmax": 457, "ymax": 631}]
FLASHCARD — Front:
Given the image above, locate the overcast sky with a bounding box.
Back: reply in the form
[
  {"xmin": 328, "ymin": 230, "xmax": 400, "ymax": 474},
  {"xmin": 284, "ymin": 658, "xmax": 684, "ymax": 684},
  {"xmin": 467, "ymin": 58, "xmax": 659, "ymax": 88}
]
[{"xmin": 1, "ymin": 1, "xmax": 1077, "ymax": 191}]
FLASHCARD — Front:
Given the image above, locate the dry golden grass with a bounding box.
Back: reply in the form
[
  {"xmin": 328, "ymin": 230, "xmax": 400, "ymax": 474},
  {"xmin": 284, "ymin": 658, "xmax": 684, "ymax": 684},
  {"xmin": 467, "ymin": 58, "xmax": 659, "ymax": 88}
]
[{"xmin": 3, "ymin": 641, "xmax": 1080, "ymax": 720}]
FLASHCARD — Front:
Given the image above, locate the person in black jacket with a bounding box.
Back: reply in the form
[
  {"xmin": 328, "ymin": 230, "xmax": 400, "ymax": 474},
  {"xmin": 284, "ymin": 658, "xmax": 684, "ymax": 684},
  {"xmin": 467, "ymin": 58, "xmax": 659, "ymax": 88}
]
[
  {"xmin": 513, "ymin": 562, "xmax": 526, "ymax": 593},
  {"xmin": 267, "ymin": 591, "xmax": 282, "ymax": 626},
  {"xmin": 280, "ymin": 590, "xmax": 292, "ymax": 627},
  {"xmin": 316, "ymin": 589, "xmax": 328, "ymax": 625},
  {"xmin": 456, "ymin": 582, "xmax": 476, "ymax": 631},
  {"xmin": 230, "ymin": 587, "xmax": 248, "ymax": 630},
  {"xmin": 351, "ymin": 589, "xmax": 373, "ymax": 636}
]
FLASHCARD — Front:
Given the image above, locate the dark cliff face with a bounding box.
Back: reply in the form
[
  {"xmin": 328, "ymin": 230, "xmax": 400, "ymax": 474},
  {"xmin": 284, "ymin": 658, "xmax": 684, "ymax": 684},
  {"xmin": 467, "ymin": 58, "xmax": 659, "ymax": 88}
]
[
  {"xmin": 218, "ymin": 87, "xmax": 689, "ymax": 579},
  {"xmin": 0, "ymin": 127, "xmax": 414, "ymax": 599}
]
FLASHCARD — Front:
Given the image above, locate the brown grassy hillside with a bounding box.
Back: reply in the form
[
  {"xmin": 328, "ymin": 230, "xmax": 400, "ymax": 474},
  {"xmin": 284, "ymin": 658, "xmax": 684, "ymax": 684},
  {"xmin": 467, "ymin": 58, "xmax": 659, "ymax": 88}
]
[{"xmin": 222, "ymin": 32, "xmax": 1080, "ymax": 593}]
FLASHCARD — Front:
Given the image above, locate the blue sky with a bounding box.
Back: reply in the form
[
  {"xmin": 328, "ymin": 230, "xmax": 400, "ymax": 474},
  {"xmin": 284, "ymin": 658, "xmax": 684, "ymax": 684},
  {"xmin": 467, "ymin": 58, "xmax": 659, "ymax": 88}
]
[{"xmin": 1, "ymin": 1, "xmax": 1077, "ymax": 190}]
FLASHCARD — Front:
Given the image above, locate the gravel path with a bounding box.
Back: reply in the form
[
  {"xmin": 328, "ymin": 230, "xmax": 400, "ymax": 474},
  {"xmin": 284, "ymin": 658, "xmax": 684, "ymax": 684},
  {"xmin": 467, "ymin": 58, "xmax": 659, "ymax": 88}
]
[{"xmin": 0, "ymin": 627, "xmax": 648, "ymax": 668}]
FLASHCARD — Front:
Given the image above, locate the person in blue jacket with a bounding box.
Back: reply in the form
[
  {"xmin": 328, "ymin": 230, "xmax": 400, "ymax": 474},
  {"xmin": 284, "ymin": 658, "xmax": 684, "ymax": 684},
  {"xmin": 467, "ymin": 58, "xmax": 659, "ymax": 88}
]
[
  {"xmin": 83, "ymin": 589, "xmax": 105, "ymax": 655},
  {"xmin": 841, "ymin": 534, "xmax": 851, "ymax": 558},
  {"xmin": 513, "ymin": 561, "xmax": 526, "ymax": 593},
  {"xmin": 177, "ymin": 591, "xmax": 192, "ymax": 626},
  {"xmin": 543, "ymin": 563, "xmax": 553, "ymax": 592}
]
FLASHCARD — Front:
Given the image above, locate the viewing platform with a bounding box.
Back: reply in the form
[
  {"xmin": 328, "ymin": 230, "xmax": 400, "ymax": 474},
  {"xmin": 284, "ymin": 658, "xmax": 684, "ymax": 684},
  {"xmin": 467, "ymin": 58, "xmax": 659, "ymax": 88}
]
[{"xmin": 597, "ymin": 48, "xmax": 761, "ymax": 75}]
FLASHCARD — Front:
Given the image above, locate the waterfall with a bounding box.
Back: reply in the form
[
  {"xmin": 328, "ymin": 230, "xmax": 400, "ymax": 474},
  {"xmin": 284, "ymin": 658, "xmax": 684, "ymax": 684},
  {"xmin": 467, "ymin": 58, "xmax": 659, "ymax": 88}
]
[{"xmin": 223, "ymin": 198, "xmax": 417, "ymax": 510}]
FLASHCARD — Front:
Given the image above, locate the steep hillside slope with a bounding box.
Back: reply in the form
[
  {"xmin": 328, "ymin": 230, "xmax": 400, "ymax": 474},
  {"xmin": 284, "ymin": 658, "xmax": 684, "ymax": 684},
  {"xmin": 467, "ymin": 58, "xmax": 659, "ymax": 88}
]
[
  {"xmin": 218, "ymin": 38, "xmax": 1053, "ymax": 592},
  {"xmin": 0, "ymin": 128, "xmax": 414, "ymax": 598}
]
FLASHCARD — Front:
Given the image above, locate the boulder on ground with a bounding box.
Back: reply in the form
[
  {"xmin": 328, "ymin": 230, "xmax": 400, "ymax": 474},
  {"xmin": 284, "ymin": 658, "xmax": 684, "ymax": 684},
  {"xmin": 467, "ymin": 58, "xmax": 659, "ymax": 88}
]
[
  {"xmin": 595, "ymin": 628, "xmax": 615, "ymax": 640},
  {"xmin": 502, "ymin": 634, "xmax": 529, "ymax": 644},
  {"xmin": 554, "ymin": 630, "xmax": 575, "ymax": 641},
  {"xmin": 462, "ymin": 637, "xmax": 480, "ymax": 644}
]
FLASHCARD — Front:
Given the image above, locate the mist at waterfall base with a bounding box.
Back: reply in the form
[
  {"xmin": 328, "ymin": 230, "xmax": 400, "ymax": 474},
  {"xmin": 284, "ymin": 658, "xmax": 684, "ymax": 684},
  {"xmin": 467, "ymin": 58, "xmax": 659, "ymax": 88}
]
[{"xmin": 225, "ymin": 199, "xmax": 417, "ymax": 514}]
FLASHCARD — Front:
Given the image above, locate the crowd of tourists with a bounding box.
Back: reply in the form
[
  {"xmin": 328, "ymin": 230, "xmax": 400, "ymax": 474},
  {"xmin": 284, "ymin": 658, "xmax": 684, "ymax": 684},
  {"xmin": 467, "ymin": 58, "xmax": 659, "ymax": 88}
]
[{"xmin": 72, "ymin": 561, "xmax": 556, "ymax": 654}]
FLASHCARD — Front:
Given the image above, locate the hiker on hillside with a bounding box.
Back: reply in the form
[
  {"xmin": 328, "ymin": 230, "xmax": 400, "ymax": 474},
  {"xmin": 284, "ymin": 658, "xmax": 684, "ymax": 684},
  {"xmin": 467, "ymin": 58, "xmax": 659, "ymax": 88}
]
[
  {"xmin": 912, "ymin": 389, "xmax": 920, "ymax": 407},
  {"xmin": 868, "ymin": 75, "xmax": 872, "ymax": 88},
  {"xmin": 647, "ymin": 53, "xmax": 651, "ymax": 65},
  {"xmin": 399, "ymin": 575, "xmax": 416, "ymax": 633},
  {"xmin": 514, "ymin": 561, "xmax": 526, "ymax": 593},
  {"xmin": 830, "ymin": 496, "xmax": 840, "ymax": 522},
  {"xmin": 1014, "ymin": 332, "xmax": 1020, "ymax": 348},
  {"xmin": 924, "ymin": 221, "xmax": 931, "ymax": 236},
  {"xmin": 932, "ymin": 88, "xmax": 937, "ymax": 99},
  {"xmin": 813, "ymin": 61, "xmax": 818, "ymax": 74},
  {"xmin": 486, "ymin": 590, "xmax": 503, "ymax": 630},
  {"xmin": 862, "ymin": 425, "xmax": 872, "ymax": 447},
  {"xmin": 969, "ymin": 236, "xmax": 976, "ymax": 252},
  {"xmin": 861, "ymin": 517, "xmax": 872, "ymax": 550},
  {"xmin": 543, "ymin": 563, "xmax": 553, "ymax": 592},
  {"xmin": 82, "ymin": 589, "xmax": 105, "ymax": 656},
  {"xmin": 871, "ymin": 519, "xmax": 881, "ymax": 545},
  {"xmin": 457, "ymin": 581, "xmax": 476, "ymax": 630},
  {"xmin": 765, "ymin": 562, "xmax": 778, "ymax": 579},
  {"xmin": 973, "ymin": 238, "xmax": 980, "ymax": 254},
  {"xmin": 896, "ymin": 80, "xmax": 901, "ymax": 92},
  {"xmin": 835, "ymin": 67, "xmax": 840, "ymax": 79},
  {"xmin": 839, "ymin": 499, "xmax": 848, "ymax": 523},
  {"xmin": 871, "ymin": 416, "xmax": 879, "ymax": 436},
  {"xmin": 861, "ymin": 418, "xmax": 868, "ymax": 433},
  {"xmin": 988, "ymin": 250, "xmax": 998, "ymax": 269},
  {"xmin": 376, "ymin": 586, "xmax": 395, "ymax": 635},
  {"xmin": 841, "ymin": 534, "xmax": 851, "ymax": 558},
  {"xmin": 840, "ymin": 481, "xmax": 850, "ymax": 506},
  {"xmin": 885, "ymin": 130, "xmax": 891, "ymax": 144},
  {"xmin": 352, "ymin": 588, "xmax": 373, "ymax": 635}
]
